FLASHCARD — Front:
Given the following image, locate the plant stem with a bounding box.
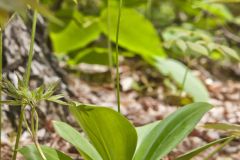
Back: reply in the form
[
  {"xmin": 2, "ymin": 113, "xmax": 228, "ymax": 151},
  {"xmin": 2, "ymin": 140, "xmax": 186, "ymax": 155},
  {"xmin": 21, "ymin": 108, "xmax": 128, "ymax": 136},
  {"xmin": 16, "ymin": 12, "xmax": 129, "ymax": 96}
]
[
  {"xmin": 0, "ymin": 28, "xmax": 3, "ymax": 160},
  {"xmin": 107, "ymin": 0, "xmax": 113, "ymax": 77},
  {"xmin": 179, "ymin": 57, "xmax": 190, "ymax": 98},
  {"xmin": 25, "ymin": 10, "xmax": 38, "ymax": 85},
  {"xmin": 33, "ymin": 110, "xmax": 46, "ymax": 160},
  {"xmin": 12, "ymin": 107, "xmax": 24, "ymax": 160},
  {"xmin": 34, "ymin": 140, "xmax": 46, "ymax": 160},
  {"xmin": 180, "ymin": 67, "xmax": 189, "ymax": 97},
  {"xmin": 146, "ymin": 0, "xmax": 153, "ymax": 20},
  {"xmin": 22, "ymin": 107, "xmax": 46, "ymax": 160},
  {"xmin": 12, "ymin": 9, "xmax": 38, "ymax": 160},
  {"xmin": 204, "ymin": 136, "xmax": 234, "ymax": 160},
  {"xmin": 115, "ymin": 0, "xmax": 122, "ymax": 113}
]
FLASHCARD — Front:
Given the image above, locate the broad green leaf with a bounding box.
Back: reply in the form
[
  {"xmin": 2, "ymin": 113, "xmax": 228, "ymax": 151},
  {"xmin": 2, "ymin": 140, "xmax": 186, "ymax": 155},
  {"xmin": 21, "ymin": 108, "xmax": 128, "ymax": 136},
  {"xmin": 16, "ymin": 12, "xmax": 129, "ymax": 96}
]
[
  {"xmin": 187, "ymin": 42, "xmax": 209, "ymax": 56},
  {"xmin": 176, "ymin": 137, "xmax": 233, "ymax": 160},
  {"xmin": 100, "ymin": 8, "xmax": 166, "ymax": 57},
  {"xmin": 68, "ymin": 48, "xmax": 114, "ymax": 66},
  {"xmin": 136, "ymin": 121, "xmax": 159, "ymax": 149},
  {"xmin": 50, "ymin": 11, "xmax": 101, "ymax": 53},
  {"xmin": 19, "ymin": 145, "xmax": 73, "ymax": 160},
  {"xmin": 49, "ymin": 9, "xmax": 74, "ymax": 33},
  {"xmin": 70, "ymin": 104, "xmax": 137, "ymax": 160},
  {"xmin": 53, "ymin": 121, "xmax": 102, "ymax": 160},
  {"xmin": 203, "ymin": 123, "xmax": 240, "ymax": 132},
  {"xmin": 218, "ymin": 45, "xmax": 240, "ymax": 61},
  {"xmin": 150, "ymin": 57, "xmax": 209, "ymax": 102},
  {"xmin": 194, "ymin": 3, "xmax": 233, "ymax": 21},
  {"xmin": 176, "ymin": 40, "xmax": 187, "ymax": 53},
  {"xmin": 134, "ymin": 102, "xmax": 212, "ymax": 160}
]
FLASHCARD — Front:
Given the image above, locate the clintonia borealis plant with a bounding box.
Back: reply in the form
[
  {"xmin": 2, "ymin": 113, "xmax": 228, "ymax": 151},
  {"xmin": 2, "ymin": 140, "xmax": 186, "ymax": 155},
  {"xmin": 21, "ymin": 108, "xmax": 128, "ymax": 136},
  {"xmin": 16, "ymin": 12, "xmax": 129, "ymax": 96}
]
[{"xmin": 20, "ymin": 102, "xmax": 232, "ymax": 160}]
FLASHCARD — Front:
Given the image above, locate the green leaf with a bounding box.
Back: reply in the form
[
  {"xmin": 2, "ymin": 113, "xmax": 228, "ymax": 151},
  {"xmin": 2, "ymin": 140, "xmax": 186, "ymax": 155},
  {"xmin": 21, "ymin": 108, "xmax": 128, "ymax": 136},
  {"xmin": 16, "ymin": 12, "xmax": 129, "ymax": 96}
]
[
  {"xmin": 100, "ymin": 8, "xmax": 165, "ymax": 57},
  {"xmin": 19, "ymin": 145, "xmax": 73, "ymax": 160},
  {"xmin": 187, "ymin": 42, "xmax": 209, "ymax": 56},
  {"xmin": 176, "ymin": 137, "xmax": 233, "ymax": 160},
  {"xmin": 53, "ymin": 121, "xmax": 102, "ymax": 160},
  {"xmin": 69, "ymin": 104, "xmax": 137, "ymax": 160},
  {"xmin": 203, "ymin": 123, "xmax": 240, "ymax": 132},
  {"xmin": 136, "ymin": 121, "xmax": 159, "ymax": 150},
  {"xmin": 134, "ymin": 102, "xmax": 212, "ymax": 160},
  {"xmin": 50, "ymin": 11, "xmax": 101, "ymax": 53},
  {"xmin": 194, "ymin": 3, "xmax": 233, "ymax": 21},
  {"xmin": 218, "ymin": 45, "xmax": 240, "ymax": 61},
  {"xmin": 151, "ymin": 57, "xmax": 209, "ymax": 102},
  {"xmin": 68, "ymin": 48, "xmax": 114, "ymax": 66},
  {"xmin": 176, "ymin": 40, "xmax": 187, "ymax": 53}
]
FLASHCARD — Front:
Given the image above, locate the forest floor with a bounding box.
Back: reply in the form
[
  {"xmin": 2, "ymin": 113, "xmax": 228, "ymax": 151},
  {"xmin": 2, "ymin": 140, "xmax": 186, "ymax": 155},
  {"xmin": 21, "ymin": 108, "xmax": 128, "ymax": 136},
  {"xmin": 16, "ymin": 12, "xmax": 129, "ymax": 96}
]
[{"xmin": 1, "ymin": 57, "xmax": 240, "ymax": 160}]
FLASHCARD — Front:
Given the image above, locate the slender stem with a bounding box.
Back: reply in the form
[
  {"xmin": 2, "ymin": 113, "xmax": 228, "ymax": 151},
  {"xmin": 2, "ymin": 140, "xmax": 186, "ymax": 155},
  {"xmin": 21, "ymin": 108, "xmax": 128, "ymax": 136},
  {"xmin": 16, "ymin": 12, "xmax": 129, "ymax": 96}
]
[
  {"xmin": 179, "ymin": 57, "xmax": 190, "ymax": 98},
  {"xmin": 204, "ymin": 136, "xmax": 234, "ymax": 160},
  {"xmin": 30, "ymin": 107, "xmax": 35, "ymax": 135},
  {"xmin": 180, "ymin": 67, "xmax": 189, "ymax": 96},
  {"xmin": 25, "ymin": 10, "xmax": 38, "ymax": 85},
  {"xmin": 34, "ymin": 141, "xmax": 46, "ymax": 160},
  {"xmin": 0, "ymin": 28, "xmax": 3, "ymax": 160},
  {"xmin": 146, "ymin": 0, "xmax": 153, "ymax": 20},
  {"xmin": 23, "ymin": 107, "xmax": 46, "ymax": 160},
  {"xmin": 12, "ymin": 9, "xmax": 38, "ymax": 160},
  {"xmin": 31, "ymin": 106, "xmax": 46, "ymax": 160},
  {"xmin": 12, "ymin": 107, "xmax": 24, "ymax": 160},
  {"xmin": 22, "ymin": 109, "xmax": 33, "ymax": 137},
  {"xmin": 33, "ymin": 109, "xmax": 46, "ymax": 160},
  {"xmin": 115, "ymin": 0, "xmax": 122, "ymax": 113},
  {"xmin": 107, "ymin": 0, "xmax": 113, "ymax": 76}
]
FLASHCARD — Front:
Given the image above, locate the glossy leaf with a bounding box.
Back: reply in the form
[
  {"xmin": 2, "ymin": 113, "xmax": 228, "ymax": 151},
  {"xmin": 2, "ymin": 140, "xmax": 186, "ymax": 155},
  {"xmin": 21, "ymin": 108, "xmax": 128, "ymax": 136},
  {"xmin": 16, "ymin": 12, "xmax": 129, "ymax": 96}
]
[
  {"xmin": 100, "ymin": 8, "xmax": 166, "ymax": 57},
  {"xmin": 53, "ymin": 121, "xmax": 102, "ymax": 160},
  {"xmin": 19, "ymin": 145, "xmax": 73, "ymax": 160},
  {"xmin": 176, "ymin": 137, "xmax": 233, "ymax": 160},
  {"xmin": 50, "ymin": 11, "xmax": 101, "ymax": 53},
  {"xmin": 69, "ymin": 104, "xmax": 137, "ymax": 160},
  {"xmin": 68, "ymin": 48, "xmax": 113, "ymax": 66},
  {"xmin": 151, "ymin": 57, "xmax": 209, "ymax": 102},
  {"xmin": 134, "ymin": 102, "xmax": 212, "ymax": 160},
  {"xmin": 136, "ymin": 121, "xmax": 159, "ymax": 149}
]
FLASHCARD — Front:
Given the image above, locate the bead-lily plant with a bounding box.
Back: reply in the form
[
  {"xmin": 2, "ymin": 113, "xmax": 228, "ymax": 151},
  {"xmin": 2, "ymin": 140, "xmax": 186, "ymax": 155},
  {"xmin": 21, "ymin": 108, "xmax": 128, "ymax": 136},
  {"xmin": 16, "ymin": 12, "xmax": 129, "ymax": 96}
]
[{"xmin": 19, "ymin": 102, "xmax": 235, "ymax": 160}]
